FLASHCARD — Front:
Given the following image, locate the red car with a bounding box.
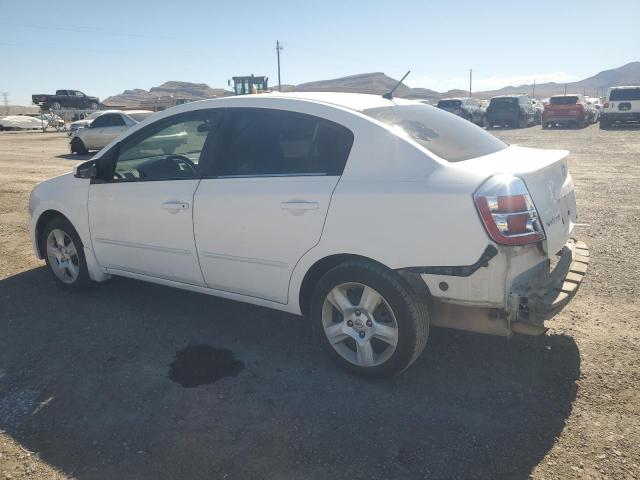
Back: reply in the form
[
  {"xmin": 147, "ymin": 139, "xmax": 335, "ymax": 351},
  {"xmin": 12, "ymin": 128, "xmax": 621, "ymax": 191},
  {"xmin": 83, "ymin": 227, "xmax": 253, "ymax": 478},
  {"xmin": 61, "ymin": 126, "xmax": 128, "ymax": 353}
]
[{"xmin": 542, "ymin": 94, "xmax": 591, "ymax": 129}]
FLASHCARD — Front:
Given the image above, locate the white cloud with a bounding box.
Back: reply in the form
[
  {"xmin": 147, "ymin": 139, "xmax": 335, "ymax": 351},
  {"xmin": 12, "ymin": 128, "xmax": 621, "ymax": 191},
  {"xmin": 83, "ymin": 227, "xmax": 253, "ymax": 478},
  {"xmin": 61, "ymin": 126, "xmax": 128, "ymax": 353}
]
[{"xmin": 407, "ymin": 72, "xmax": 578, "ymax": 92}]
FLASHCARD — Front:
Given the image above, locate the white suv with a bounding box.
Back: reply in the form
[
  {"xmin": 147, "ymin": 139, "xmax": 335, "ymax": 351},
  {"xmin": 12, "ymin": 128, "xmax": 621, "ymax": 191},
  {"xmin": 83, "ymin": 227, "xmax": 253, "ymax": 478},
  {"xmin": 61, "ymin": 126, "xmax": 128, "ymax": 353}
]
[
  {"xmin": 600, "ymin": 86, "xmax": 640, "ymax": 128},
  {"xmin": 29, "ymin": 93, "xmax": 588, "ymax": 377}
]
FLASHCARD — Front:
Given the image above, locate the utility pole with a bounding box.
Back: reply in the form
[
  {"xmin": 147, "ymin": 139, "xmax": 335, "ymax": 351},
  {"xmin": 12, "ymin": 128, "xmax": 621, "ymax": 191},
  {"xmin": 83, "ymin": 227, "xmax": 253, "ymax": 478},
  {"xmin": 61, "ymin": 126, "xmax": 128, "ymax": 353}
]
[
  {"xmin": 564, "ymin": 84, "xmax": 567, "ymax": 95},
  {"xmin": 1, "ymin": 92, "xmax": 8, "ymax": 116},
  {"xmin": 275, "ymin": 40, "xmax": 283, "ymax": 92},
  {"xmin": 469, "ymin": 69, "xmax": 472, "ymax": 97},
  {"xmin": 532, "ymin": 79, "xmax": 536, "ymax": 99}
]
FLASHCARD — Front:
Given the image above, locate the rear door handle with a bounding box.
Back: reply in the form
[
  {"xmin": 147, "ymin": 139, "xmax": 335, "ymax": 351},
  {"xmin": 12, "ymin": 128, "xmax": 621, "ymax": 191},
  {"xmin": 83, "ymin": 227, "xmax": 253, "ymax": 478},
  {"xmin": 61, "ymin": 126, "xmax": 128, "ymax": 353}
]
[
  {"xmin": 162, "ymin": 201, "xmax": 190, "ymax": 212},
  {"xmin": 280, "ymin": 201, "xmax": 319, "ymax": 211}
]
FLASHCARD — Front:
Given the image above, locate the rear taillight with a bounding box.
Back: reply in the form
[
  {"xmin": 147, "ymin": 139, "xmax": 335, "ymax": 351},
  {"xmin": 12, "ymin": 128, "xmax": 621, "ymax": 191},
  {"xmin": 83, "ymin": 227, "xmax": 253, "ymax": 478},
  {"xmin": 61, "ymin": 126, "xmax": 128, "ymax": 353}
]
[
  {"xmin": 473, "ymin": 174, "xmax": 545, "ymax": 245},
  {"xmin": 603, "ymin": 102, "xmax": 609, "ymax": 108}
]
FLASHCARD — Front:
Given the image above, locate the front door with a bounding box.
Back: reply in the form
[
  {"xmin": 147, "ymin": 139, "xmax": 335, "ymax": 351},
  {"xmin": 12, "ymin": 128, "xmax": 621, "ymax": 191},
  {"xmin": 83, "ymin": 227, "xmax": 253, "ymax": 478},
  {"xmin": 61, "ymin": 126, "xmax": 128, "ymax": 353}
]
[
  {"xmin": 193, "ymin": 107, "xmax": 354, "ymax": 303},
  {"xmin": 89, "ymin": 109, "xmax": 223, "ymax": 285}
]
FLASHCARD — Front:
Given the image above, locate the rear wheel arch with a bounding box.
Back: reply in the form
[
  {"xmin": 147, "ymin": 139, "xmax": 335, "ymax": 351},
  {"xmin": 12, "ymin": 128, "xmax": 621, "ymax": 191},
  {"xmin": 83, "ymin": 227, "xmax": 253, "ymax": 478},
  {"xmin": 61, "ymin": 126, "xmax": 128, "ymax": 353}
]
[{"xmin": 298, "ymin": 254, "xmax": 429, "ymax": 316}]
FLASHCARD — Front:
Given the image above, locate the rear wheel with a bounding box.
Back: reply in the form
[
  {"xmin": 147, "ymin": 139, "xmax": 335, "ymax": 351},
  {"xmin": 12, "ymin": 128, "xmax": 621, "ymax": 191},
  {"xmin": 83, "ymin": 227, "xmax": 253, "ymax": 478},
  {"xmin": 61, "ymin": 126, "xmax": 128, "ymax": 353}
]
[
  {"xmin": 50, "ymin": 101, "xmax": 62, "ymax": 110},
  {"xmin": 42, "ymin": 217, "xmax": 92, "ymax": 290},
  {"xmin": 599, "ymin": 118, "xmax": 609, "ymax": 129},
  {"xmin": 70, "ymin": 137, "xmax": 88, "ymax": 155},
  {"xmin": 518, "ymin": 117, "xmax": 528, "ymax": 128},
  {"xmin": 311, "ymin": 260, "xmax": 429, "ymax": 378}
]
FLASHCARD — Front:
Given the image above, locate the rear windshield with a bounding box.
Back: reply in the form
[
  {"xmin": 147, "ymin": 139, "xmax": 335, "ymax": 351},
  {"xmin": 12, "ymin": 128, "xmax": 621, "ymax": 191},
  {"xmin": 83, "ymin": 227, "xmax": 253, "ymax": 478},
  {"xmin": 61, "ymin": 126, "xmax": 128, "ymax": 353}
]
[
  {"xmin": 437, "ymin": 99, "xmax": 462, "ymax": 108},
  {"xmin": 550, "ymin": 96, "xmax": 579, "ymax": 105},
  {"xmin": 489, "ymin": 97, "xmax": 518, "ymax": 108},
  {"xmin": 363, "ymin": 104, "xmax": 507, "ymax": 163},
  {"xmin": 609, "ymin": 88, "xmax": 640, "ymax": 101}
]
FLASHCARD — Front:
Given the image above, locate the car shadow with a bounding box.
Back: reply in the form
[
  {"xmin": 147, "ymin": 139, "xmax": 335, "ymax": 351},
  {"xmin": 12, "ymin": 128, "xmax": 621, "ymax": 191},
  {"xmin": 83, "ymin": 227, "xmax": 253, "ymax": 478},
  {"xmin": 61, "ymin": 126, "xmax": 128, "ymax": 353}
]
[
  {"xmin": 0, "ymin": 267, "xmax": 580, "ymax": 480},
  {"xmin": 55, "ymin": 153, "xmax": 95, "ymax": 161}
]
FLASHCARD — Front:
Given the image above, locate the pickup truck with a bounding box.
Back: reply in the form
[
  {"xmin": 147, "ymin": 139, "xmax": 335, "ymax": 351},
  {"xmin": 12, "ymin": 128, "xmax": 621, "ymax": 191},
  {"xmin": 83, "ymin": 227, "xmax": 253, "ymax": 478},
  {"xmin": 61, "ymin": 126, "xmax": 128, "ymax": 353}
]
[{"xmin": 32, "ymin": 90, "xmax": 100, "ymax": 111}]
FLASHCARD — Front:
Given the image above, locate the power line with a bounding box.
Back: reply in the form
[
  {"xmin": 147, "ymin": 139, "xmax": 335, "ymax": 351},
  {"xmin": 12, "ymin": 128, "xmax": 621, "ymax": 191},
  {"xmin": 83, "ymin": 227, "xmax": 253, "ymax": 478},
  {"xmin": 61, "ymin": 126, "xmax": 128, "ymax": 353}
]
[{"xmin": 0, "ymin": 20, "xmax": 164, "ymax": 39}]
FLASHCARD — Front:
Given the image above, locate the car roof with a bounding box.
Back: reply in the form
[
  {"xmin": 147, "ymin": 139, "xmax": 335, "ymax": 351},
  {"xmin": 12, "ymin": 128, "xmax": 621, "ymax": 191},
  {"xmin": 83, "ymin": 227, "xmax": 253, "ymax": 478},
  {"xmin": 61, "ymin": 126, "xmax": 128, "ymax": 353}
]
[
  {"xmin": 610, "ymin": 85, "xmax": 640, "ymax": 89},
  {"xmin": 439, "ymin": 97, "xmax": 466, "ymax": 101},
  {"xmin": 200, "ymin": 92, "xmax": 420, "ymax": 113},
  {"xmin": 550, "ymin": 94, "xmax": 581, "ymax": 97}
]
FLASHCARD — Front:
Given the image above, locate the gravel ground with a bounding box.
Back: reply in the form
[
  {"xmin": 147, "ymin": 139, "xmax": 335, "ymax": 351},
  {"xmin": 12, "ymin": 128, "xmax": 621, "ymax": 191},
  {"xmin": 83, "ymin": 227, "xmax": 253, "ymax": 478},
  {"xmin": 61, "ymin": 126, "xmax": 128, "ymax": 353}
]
[{"xmin": 0, "ymin": 126, "xmax": 639, "ymax": 480}]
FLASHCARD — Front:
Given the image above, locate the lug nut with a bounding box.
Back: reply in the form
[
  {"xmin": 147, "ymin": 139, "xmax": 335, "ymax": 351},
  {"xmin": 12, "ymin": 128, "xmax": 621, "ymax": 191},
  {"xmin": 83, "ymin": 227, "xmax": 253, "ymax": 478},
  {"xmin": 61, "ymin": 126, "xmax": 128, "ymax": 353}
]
[
  {"xmin": 355, "ymin": 310, "xmax": 361, "ymax": 316},
  {"xmin": 366, "ymin": 320, "xmax": 372, "ymax": 327},
  {"xmin": 347, "ymin": 320, "xmax": 353, "ymax": 327},
  {"xmin": 358, "ymin": 331, "xmax": 366, "ymax": 339}
]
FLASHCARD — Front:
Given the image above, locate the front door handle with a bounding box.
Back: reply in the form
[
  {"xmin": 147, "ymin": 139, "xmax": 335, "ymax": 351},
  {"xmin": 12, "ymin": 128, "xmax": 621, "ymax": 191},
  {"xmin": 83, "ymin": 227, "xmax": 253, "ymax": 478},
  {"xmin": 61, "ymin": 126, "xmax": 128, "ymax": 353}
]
[
  {"xmin": 162, "ymin": 201, "xmax": 190, "ymax": 212},
  {"xmin": 280, "ymin": 201, "xmax": 319, "ymax": 211}
]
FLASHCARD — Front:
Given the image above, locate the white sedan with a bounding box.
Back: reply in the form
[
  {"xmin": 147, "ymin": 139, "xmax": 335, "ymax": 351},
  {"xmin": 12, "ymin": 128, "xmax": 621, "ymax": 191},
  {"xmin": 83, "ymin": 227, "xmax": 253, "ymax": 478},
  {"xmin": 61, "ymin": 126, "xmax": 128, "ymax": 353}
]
[
  {"xmin": 70, "ymin": 110, "xmax": 153, "ymax": 154},
  {"xmin": 29, "ymin": 92, "xmax": 588, "ymax": 377}
]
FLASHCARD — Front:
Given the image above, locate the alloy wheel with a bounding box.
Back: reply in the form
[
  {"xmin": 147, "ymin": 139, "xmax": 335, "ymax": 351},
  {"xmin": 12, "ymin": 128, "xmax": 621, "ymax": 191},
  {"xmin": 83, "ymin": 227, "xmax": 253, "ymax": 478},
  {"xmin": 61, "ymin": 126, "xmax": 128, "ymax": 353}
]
[
  {"xmin": 321, "ymin": 282, "xmax": 399, "ymax": 367},
  {"xmin": 46, "ymin": 228, "xmax": 80, "ymax": 284}
]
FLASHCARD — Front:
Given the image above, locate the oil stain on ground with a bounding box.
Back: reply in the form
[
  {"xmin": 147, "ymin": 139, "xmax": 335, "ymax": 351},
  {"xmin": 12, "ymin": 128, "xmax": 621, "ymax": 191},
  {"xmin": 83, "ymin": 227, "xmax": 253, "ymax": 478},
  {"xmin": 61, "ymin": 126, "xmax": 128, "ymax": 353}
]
[{"xmin": 168, "ymin": 344, "xmax": 244, "ymax": 388}]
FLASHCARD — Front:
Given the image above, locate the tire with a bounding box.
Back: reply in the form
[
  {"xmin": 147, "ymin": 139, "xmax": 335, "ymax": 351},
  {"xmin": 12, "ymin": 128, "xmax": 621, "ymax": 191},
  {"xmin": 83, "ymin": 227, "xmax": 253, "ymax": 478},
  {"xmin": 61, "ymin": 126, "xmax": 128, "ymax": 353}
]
[
  {"xmin": 518, "ymin": 117, "xmax": 528, "ymax": 128},
  {"xmin": 41, "ymin": 216, "xmax": 93, "ymax": 290},
  {"xmin": 542, "ymin": 122, "xmax": 549, "ymax": 130},
  {"xmin": 310, "ymin": 260, "xmax": 429, "ymax": 378},
  {"xmin": 599, "ymin": 118, "xmax": 609, "ymax": 130},
  {"xmin": 50, "ymin": 101, "xmax": 62, "ymax": 110},
  {"xmin": 70, "ymin": 137, "xmax": 88, "ymax": 155}
]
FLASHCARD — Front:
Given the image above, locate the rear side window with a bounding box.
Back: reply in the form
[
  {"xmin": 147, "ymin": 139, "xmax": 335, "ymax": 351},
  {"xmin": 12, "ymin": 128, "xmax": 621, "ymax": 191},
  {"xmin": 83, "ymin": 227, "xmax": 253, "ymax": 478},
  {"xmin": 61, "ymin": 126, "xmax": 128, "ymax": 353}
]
[
  {"xmin": 609, "ymin": 88, "xmax": 640, "ymax": 101},
  {"xmin": 214, "ymin": 109, "xmax": 353, "ymax": 177},
  {"xmin": 364, "ymin": 104, "xmax": 507, "ymax": 163},
  {"xmin": 550, "ymin": 96, "xmax": 579, "ymax": 105}
]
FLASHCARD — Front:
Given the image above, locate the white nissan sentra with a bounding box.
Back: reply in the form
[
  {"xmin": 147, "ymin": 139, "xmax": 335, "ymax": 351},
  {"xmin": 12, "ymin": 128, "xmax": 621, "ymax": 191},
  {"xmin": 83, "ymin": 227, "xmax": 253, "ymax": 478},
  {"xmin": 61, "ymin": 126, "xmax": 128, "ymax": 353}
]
[{"xmin": 28, "ymin": 92, "xmax": 588, "ymax": 377}]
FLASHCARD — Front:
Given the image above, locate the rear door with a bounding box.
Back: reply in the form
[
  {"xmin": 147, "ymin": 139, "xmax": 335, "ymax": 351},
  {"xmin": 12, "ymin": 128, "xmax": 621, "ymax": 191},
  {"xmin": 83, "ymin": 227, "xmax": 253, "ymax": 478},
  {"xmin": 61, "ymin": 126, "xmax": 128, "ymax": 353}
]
[{"xmin": 193, "ymin": 107, "xmax": 354, "ymax": 303}]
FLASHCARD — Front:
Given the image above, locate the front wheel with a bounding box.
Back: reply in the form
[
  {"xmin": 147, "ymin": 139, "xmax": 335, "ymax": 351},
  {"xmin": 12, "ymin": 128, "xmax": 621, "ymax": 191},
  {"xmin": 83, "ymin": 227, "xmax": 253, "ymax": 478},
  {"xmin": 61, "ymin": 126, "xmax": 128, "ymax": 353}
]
[
  {"xmin": 50, "ymin": 101, "xmax": 62, "ymax": 110},
  {"xmin": 70, "ymin": 137, "xmax": 88, "ymax": 155},
  {"xmin": 42, "ymin": 217, "xmax": 92, "ymax": 290},
  {"xmin": 311, "ymin": 260, "xmax": 429, "ymax": 378}
]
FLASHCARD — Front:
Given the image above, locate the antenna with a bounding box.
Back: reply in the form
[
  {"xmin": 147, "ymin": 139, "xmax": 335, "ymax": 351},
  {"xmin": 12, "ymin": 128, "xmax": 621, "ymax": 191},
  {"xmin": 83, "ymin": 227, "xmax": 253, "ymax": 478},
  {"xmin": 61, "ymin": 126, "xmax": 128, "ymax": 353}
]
[{"xmin": 383, "ymin": 70, "xmax": 410, "ymax": 100}]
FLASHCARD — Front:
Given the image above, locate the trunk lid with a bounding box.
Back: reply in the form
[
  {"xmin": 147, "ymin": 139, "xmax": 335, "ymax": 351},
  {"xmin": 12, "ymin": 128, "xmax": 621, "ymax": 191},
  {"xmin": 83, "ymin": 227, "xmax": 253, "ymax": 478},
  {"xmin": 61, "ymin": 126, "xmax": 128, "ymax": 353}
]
[{"xmin": 454, "ymin": 145, "xmax": 576, "ymax": 256}]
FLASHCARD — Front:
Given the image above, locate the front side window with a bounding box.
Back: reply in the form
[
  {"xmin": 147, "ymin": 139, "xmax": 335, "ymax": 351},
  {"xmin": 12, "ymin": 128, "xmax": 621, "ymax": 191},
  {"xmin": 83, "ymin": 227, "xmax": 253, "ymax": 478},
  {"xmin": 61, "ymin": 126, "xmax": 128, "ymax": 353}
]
[
  {"xmin": 213, "ymin": 109, "xmax": 353, "ymax": 177},
  {"xmin": 112, "ymin": 110, "xmax": 222, "ymax": 181},
  {"xmin": 364, "ymin": 104, "xmax": 507, "ymax": 163}
]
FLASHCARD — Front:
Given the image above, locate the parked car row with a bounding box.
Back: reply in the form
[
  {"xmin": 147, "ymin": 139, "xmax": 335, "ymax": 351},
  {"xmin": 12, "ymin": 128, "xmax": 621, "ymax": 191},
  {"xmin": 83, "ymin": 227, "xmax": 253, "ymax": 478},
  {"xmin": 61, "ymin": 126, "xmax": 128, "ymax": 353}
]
[{"xmin": 436, "ymin": 86, "xmax": 640, "ymax": 130}]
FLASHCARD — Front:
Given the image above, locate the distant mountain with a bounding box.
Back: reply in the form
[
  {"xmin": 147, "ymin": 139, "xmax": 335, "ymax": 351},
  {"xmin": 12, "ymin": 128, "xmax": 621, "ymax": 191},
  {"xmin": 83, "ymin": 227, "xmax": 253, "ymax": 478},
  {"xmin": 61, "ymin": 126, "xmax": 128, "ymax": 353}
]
[
  {"xmin": 297, "ymin": 72, "xmax": 413, "ymax": 97},
  {"xmin": 468, "ymin": 61, "xmax": 640, "ymax": 99},
  {"xmin": 102, "ymin": 62, "xmax": 639, "ymax": 108},
  {"xmin": 103, "ymin": 81, "xmax": 228, "ymax": 107}
]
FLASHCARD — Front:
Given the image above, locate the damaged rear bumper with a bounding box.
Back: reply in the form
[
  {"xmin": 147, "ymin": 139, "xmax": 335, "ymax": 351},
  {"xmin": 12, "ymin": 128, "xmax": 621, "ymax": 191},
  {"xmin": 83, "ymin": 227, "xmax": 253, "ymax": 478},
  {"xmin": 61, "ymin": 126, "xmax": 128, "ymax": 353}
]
[{"xmin": 509, "ymin": 239, "xmax": 588, "ymax": 331}]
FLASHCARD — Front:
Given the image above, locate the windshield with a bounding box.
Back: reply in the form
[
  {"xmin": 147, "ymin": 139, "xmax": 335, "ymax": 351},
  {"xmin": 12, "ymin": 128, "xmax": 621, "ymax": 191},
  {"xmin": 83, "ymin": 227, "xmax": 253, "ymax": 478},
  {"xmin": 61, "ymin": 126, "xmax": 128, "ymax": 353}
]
[
  {"xmin": 127, "ymin": 112, "xmax": 153, "ymax": 122},
  {"xmin": 363, "ymin": 103, "xmax": 507, "ymax": 162},
  {"xmin": 610, "ymin": 88, "xmax": 640, "ymax": 101},
  {"xmin": 550, "ymin": 96, "xmax": 579, "ymax": 105},
  {"xmin": 87, "ymin": 111, "xmax": 104, "ymax": 120},
  {"xmin": 437, "ymin": 99, "xmax": 462, "ymax": 108}
]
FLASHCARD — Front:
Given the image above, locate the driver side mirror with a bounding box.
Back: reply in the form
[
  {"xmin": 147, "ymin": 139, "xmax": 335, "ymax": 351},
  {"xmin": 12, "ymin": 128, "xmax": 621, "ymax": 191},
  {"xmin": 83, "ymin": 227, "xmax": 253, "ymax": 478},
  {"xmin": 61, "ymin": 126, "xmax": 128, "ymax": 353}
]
[{"xmin": 74, "ymin": 159, "xmax": 97, "ymax": 179}]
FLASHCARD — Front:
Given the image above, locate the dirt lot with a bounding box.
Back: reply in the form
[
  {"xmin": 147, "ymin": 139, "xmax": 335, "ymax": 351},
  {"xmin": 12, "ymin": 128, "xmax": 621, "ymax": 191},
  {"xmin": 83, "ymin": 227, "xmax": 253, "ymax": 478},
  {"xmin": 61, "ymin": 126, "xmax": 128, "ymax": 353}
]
[{"xmin": 1, "ymin": 126, "xmax": 639, "ymax": 480}]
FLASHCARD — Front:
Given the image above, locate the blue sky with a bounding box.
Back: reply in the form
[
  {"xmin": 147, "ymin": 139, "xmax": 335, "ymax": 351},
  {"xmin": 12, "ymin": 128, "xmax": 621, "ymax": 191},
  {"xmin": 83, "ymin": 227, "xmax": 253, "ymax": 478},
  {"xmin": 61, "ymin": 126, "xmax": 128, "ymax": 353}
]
[{"xmin": 2, "ymin": 0, "xmax": 638, "ymax": 105}]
